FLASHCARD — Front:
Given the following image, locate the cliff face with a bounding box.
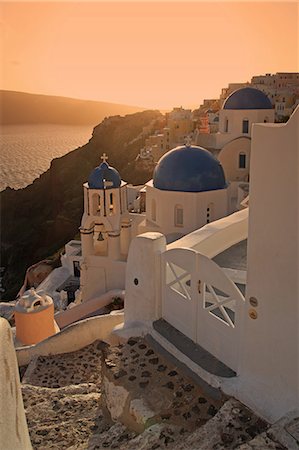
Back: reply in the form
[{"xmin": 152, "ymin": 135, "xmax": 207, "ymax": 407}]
[{"xmin": 0, "ymin": 110, "xmax": 162, "ymax": 300}]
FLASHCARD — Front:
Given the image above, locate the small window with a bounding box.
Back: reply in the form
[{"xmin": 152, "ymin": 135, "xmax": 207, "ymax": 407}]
[
  {"xmin": 92, "ymin": 193, "xmax": 101, "ymax": 215},
  {"xmin": 151, "ymin": 199, "xmax": 156, "ymax": 221},
  {"xmin": 174, "ymin": 205, "xmax": 184, "ymax": 227},
  {"xmin": 97, "ymin": 195, "xmax": 101, "ymax": 212},
  {"xmin": 225, "ymin": 118, "xmax": 229, "ymax": 132},
  {"xmin": 73, "ymin": 261, "xmax": 80, "ymax": 278},
  {"xmin": 206, "ymin": 203, "xmax": 214, "ymax": 223},
  {"xmin": 109, "ymin": 193, "xmax": 114, "ymax": 214},
  {"xmin": 239, "ymin": 153, "xmax": 246, "ymax": 169},
  {"xmin": 242, "ymin": 120, "xmax": 249, "ymax": 134}
]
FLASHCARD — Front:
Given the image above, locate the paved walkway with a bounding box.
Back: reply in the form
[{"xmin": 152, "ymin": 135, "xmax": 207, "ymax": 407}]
[{"xmin": 21, "ymin": 337, "xmax": 290, "ymax": 449}]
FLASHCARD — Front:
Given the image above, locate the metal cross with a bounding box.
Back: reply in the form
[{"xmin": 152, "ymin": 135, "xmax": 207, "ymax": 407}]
[
  {"xmin": 101, "ymin": 153, "xmax": 108, "ymax": 163},
  {"xmin": 185, "ymin": 135, "xmax": 192, "ymax": 146}
]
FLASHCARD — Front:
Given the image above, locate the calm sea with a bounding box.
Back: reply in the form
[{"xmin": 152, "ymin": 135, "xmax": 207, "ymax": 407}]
[{"xmin": 0, "ymin": 124, "xmax": 93, "ymax": 191}]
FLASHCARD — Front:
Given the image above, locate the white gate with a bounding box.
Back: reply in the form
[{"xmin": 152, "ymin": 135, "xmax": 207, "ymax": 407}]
[
  {"xmin": 162, "ymin": 248, "xmax": 198, "ymax": 341},
  {"xmin": 162, "ymin": 248, "xmax": 245, "ymax": 372}
]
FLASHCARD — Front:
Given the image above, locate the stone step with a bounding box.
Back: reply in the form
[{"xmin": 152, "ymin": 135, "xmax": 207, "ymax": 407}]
[
  {"xmin": 238, "ymin": 410, "xmax": 299, "ymax": 450},
  {"xmin": 20, "ymin": 337, "xmax": 292, "ymax": 450},
  {"xmin": 22, "ymin": 340, "xmax": 104, "ymax": 388},
  {"xmin": 116, "ymin": 423, "xmax": 181, "ymax": 450},
  {"xmin": 114, "ymin": 398, "xmax": 270, "ymax": 450},
  {"xmin": 22, "ymin": 383, "xmax": 104, "ymax": 449},
  {"xmin": 153, "ymin": 318, "xmax": 236, "ymax": 378},
  {"xmin": 87, "ymin": 422, "xmax": 137, "ymax": 450},
  {"xmin": 174, "ymin": 398, "xmax": 268, "ymax": 450},
  {"xmin": 237, "ymin": 432, "xmax": 287, "ymax": 449},
  {"xmin": 101, "ymin": 336, "xmax": 226, "ymax": 434}
]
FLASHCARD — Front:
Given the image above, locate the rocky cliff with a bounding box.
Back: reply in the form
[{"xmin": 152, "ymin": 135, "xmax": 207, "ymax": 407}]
[{"xmin": 0, "ymin": 110, "xmax": 163, "ymax": 300}]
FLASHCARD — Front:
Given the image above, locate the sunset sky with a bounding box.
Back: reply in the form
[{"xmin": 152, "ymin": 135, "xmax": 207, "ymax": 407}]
[{"xmin": 1, "ymin": 2, "xmax": 298, "ymax": 109}]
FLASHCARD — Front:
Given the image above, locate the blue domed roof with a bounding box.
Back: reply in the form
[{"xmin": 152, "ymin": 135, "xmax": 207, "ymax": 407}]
[
  {"xmin": 223, "ymin": 87, "xmax": 272, "ymax": 110},
  {"xmin": 153, "ymin": 145, "xmax": 227, "ymax": 193},
  {"xmin": 88, "ymin": 161, "xmax": 121, "ymax": 189}
]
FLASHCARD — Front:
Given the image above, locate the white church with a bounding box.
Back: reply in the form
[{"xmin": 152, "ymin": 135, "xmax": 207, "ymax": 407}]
[
  {"xmin": 195, "ymin": 87, "xmax": 275, "ymax": 209},
  {"xmin": 2, "ymin": 88, "xmax": 299, "ymax": 445},
  {"xmin": 68, "ymin": 143, "xmax": 234, "ymax": 302}
]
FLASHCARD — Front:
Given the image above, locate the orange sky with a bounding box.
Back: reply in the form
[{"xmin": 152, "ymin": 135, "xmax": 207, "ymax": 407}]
[{"xmin": 1, "ymin": 2, "xmax": 298, "ymax": 109}]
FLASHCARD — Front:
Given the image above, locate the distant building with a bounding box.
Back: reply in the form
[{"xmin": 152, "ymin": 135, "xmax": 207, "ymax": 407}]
[
  {"xmin": 195, "ymin": 87, "xmax": 275, "ymax": 208},
  {"xmin": 251, "ymin": 72, "xmax": 299, "ymax": 120},
  {"xmin": 138, "ymin": 107, "xmax": 194, "ymax": 163},
  {"xmin": 219, "ymin": 82, "xmax": 250, "ymax": 106}
]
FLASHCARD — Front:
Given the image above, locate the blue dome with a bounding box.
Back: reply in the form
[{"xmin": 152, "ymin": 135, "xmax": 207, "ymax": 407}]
[
  {"xmin": 153, "ymin": 145, "xmax": 227, "ymax": 193},
  {"xmin": 223, "ymin": 87, "xmax": 272, "ymax": 110},
  {"xmin": 88, "ymin": 161, "xmax": 121, "ymax": 189}
]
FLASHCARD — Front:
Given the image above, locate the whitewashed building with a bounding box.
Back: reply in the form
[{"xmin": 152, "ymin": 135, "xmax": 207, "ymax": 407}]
[
  {"xmin": 119, "ymin": 106, "xmax": 299, "ymax": 423},
  {"xmin": 64, "ymin": 145, "xmax": 234, "ymax": 301},
  {"xmin": 136, "ymin": 144, "xmax": 230, "ymax": 241},
  {"xmin": 15, "ymin": 104, "xmax": 299, "ymax": 428}
]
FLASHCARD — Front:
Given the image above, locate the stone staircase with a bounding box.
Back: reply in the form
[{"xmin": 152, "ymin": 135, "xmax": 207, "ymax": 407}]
[{"xmin": 20, "ymin": 338, "xmax": 294, "ymax": 449}]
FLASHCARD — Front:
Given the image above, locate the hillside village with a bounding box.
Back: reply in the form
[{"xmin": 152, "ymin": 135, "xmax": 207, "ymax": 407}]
[
  {"xmin": 136, "ymin": 72, "xmax": 299, "ymax": 168},
  {"xmin": 1, "ymin": 73, "xmax": 299, "ymax": 449}
]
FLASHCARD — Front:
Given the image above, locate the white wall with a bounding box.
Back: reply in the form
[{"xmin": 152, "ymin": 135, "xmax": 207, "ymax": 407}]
[
  {"xmin": 55, "ymin": 289, "xmax": 124, "ymax": 328},
  {"xmin": 143, "ymin": 182, "xmax": 228, "ymax": 239},
  {"xmin": 0, "ymin": 319, "xmax": 32, "ymax": 449},
  {"xmin": 196, "ymin": 109, "xmax": 274, "ymax": 150},
  {"xmin": 218, "ymin": 109, "xmax": 275, "ymax": 147},
  {"xmin": 124, "ymin": 233, "xmax": 166, "ymax": 325},
  {"xmin": 16, "ymin": 313, "xmax": 124, "ymax": 367},
  {"xmin": 218, "ymin": 137, "xmax": 251, "ymax": 182},
  {"xmin": 236, "ymin": 107, "xmax": 299, "ymax": 422},
  {"xmin": 82, "ymin": 257, "xmax": 126, "ymax": 302}
]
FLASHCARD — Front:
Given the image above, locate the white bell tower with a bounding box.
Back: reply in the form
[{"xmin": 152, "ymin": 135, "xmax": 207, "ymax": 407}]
[{"xmin": 79, "ymin": 154, "xmax": 132, "ymax": 300}]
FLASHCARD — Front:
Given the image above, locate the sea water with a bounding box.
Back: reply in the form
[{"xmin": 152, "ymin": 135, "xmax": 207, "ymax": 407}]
[{"xmin": 0, "ymin": 124, "xmax": 93, "ymax": 191}]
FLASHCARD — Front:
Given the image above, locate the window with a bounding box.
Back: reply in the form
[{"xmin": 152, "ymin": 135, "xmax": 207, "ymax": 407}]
[
  {"xmin": 224, "ymin": 118, "xmax": 229, "ymax": 132},
  {"xmin": 242, "ymin": 119, "xmax": 249, "ymax": 134},
  {"xmin": 206, "ymin": 203, "xmax": 214, "ymax": 224},
  {"xmin": 73, "ymin": 261, "xmax": 80, "ymax": 278},
  {"xmin": 151, "ymin": 199, "xmax": 156, "ymax": 221},
  {"xmin": 174, "ymin": 205, "xmax": 184, "ymax": 227},
  {"xmin": 92, "ymin": 193, "xmax": 102, "ymax": 215},
  {"xmin": 239, "ymin": 153, "xmax": 246, "ymax": 169},
  {"xmin": 109, "ymin": 192, "xmax": 114, "ymax": 215}
]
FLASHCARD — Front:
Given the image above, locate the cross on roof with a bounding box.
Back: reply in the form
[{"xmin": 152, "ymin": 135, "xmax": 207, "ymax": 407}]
[
  {"xmin": 185, "ymin": 136, "xmax": 192, "ymax": 146},
  {"xmin": 101, "ymin": 153, "xmax": 108, "ymax": 163}
]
